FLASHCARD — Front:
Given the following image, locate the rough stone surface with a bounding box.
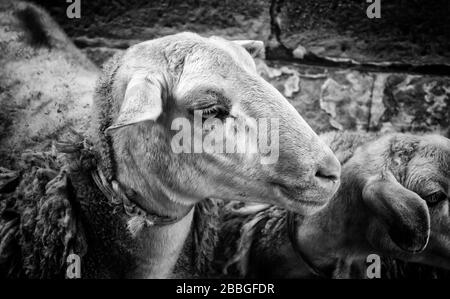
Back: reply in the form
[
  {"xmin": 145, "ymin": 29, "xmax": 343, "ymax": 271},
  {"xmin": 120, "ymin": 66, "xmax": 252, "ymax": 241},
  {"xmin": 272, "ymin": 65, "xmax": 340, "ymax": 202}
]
[
  {"xmin": 32, "ymin": 0, "xmax": 450, "ymax": 67},
  {"xmin": 31, "ymin": 0, "xmax": 271, "ymax": 41},
  {"xmin": 256, "ymin": 59, "xmax": 450, "ymax": 137},
  {"xmin": 276, "ymin": 0, "xmax": 450, "ymax": 65}
]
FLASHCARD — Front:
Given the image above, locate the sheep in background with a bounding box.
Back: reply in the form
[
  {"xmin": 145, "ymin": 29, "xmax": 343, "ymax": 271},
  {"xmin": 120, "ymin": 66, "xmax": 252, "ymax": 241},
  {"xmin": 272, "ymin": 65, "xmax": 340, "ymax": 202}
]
[
  {"xmin": 216, "ymin": 131, "xmax": 450, "ymax": 278},
  {"xmin": 0, "ymin": 0, "xmax": 99, "ymax": 169}
]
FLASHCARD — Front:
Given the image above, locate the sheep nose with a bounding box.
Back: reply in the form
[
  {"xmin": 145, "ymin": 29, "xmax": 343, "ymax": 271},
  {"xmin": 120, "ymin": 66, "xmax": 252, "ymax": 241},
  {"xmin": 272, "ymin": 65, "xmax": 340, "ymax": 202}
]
[{"xmin": 315, "ymin": 154, "xmax": 341, "ymax": 187}]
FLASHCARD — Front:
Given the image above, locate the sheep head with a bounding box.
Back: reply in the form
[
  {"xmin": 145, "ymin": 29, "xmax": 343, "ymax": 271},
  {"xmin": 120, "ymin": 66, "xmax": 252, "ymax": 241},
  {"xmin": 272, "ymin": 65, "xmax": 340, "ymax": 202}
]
[
  {"xmin": 399, "ymin": 134, "xmax": 450, "ymax": 269},
  {"xmin": 343, "ymin": 133, "xmax": 450, "ymax": 267},
  {"xmin": 96, "ymin": 33, "xmax": 341, "ymax": 216}
]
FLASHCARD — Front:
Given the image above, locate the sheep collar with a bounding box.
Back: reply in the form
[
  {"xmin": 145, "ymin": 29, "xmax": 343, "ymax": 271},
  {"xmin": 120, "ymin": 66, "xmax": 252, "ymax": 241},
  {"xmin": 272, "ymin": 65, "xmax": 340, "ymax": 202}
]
[
  {"xmin": 287, "ymin": 212, "xmax": 327, "ymax": 278},
  {"xmin": 56, "ymin": 135, "xmax": 193, "ymax": 232},
  {"xmin": 91, "ymin": 167, "xmax": 194, "ymax": 229}
]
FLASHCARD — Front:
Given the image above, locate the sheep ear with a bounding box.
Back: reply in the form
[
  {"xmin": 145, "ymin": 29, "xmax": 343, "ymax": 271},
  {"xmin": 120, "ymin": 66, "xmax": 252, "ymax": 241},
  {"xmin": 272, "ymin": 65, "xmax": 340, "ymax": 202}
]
[
  {"xmin": 106, "ymin": 73, "xmax": 163, "ymax": 132},
  {"xmin": 233, "ymin": 40, "xmax": 265, "ymax": 58},
  {"xmin": 362, "ymin": 171, "xmax": 430, "ymax": 253}
]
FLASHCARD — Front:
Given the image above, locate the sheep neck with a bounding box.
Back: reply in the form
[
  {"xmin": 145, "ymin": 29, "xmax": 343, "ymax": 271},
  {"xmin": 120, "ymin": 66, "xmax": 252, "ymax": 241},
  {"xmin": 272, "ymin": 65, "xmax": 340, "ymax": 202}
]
[
  {"xmin": 287, "ymin": 212, "xmax": 327, "ymax": 278},
  {"xmin": 91, "ymin": 168, "xmax": 193, "ymax": 226},
  {"xmin": 294, "ymin": 188, "xmax": 371, "ymax": 278},
  {"xmin": 123, "ymin": 178, "xmax": 197, "ymax": 278},
  {"xmin": 129, "ymin": 208, "xmax": 195, "ymax": 278},
  {"xmin": 91, "ymin": 168, "xmax": 195, "ymax": 278}
]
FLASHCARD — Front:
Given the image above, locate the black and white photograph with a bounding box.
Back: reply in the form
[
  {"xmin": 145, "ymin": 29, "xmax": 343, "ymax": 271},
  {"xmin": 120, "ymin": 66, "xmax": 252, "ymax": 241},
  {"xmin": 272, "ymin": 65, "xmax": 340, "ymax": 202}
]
[{"xmin": 0, "ymin": 0, "xmax": 449, "ymax": 286}]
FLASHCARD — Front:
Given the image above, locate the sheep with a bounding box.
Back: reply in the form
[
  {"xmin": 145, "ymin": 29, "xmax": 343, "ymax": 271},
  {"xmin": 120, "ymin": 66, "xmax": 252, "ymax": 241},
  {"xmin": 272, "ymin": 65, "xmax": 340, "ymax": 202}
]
[
  {"xmin": 86, "ymin": 32, "xmax": 343, "ymax": 278},
  {"xmin": 0, "ymin": 29, "xmax": 343, "ymax": 278},
  {"xmin": 215, "ymin": 131, "xmax": 450, "ymax": 278},
  {"xmin": 0, "ymin": 1, "xmax": 98, "ymax": 169}
]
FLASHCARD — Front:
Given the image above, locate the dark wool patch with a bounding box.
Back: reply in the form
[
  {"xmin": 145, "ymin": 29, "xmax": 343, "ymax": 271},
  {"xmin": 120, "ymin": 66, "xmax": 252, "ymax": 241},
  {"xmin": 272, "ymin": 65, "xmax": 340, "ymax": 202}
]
[
  {"xmin": 215, "ymin": 204, "xmax": 288, "ymax": 277},
  {"xmin": 15, "ymin": 6, "xmax": 51, "ymax": 48},
  {"xmin": 192, "ymin": 199, "xmax": 221, "ymax": 275},
  {"xmin": 174, "ymin": 198, "xmax": 222, "ymax": 278},
  {"xmin": 0, "ymin": 138, "xmax": 220, "ymax": 278},
  {"xmin": 0, "ymin": 151, "xmax": 87, "ymax": 278},
  {"xmin": 93, "ymin": 52, "xmax": 125, "ymax": 181}
]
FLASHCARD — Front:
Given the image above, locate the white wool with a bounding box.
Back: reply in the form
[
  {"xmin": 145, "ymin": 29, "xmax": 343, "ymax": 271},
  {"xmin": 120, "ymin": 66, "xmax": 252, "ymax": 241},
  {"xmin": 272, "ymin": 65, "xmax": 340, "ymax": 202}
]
[{"xmin": 127, "ymin": 215, "xmax": 152, "ymax": 237}]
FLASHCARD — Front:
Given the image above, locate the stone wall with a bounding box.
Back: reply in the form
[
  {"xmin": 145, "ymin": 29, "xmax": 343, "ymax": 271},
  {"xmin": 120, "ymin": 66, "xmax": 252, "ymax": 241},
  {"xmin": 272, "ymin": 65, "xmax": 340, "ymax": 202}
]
[
  {"xmin": 256, "ymin": 60, "xmax": 450, "ymax": 137},
  {"xmin": 32, "ymin": 0, "xmax": 271, "ymax": 41},
  {"xmin": 274, "ymin": 0, "xmax": 450, "ymax": 65},
  {"xmin": 33, "ymin": 0, "xmax": 450, "ymax": 66}
]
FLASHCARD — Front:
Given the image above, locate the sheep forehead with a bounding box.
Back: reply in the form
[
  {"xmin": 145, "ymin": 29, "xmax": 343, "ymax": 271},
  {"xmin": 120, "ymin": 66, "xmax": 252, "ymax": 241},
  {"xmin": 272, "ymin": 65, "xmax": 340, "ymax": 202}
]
[
  {"xmin": 403, "ymin": 135, "xmax": 450, "ymax": 192},
  {"xmin": 416, "ymin": 135, "xmax": 450, "ymax": 174},
  {"xmin": 124, "ymin": 33, "xmax": 261, "ymax": 106},
  {"xmin": 181, "ymin": 37, "xmax": 256, "ymax": 77},
  {"xmin": 385, "ymin": 133, "xmax": 448, "ymax": 165},
  {"xmin": 171, "ymin": 38, "xmax": 264, "ymax": 104},
  {"xmin": 346, "ymin": 133, "xmax": 449, "ymax": 195},
  {"xmin": 352, "ymin": 133, "xmax": 439, "ymax": 172},
  {"xmin": 208, "ymin": 36, "xmax": 257, "ymax": 71},
  {"xmin": 127, "ymin": 32, "xmax": 254, "ymax": 75}
]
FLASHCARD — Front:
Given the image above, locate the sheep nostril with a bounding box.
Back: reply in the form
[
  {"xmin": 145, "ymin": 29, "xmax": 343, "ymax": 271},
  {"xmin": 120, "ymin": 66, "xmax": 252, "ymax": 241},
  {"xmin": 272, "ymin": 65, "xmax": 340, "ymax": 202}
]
[
  {"xmin": 316, "ymin": 171, "xmax": 338, "ymax": 182},
  {"xmin": 315, "ymin": 155, "xmax": 341, "ymax": 184}
]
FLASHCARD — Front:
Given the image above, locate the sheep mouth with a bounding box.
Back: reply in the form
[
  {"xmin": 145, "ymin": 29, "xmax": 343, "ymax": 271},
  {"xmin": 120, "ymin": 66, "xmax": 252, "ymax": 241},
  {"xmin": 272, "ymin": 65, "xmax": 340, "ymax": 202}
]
[{"xmin": 272, "ymin": 183, "xmax": 328, "ymax": 208}]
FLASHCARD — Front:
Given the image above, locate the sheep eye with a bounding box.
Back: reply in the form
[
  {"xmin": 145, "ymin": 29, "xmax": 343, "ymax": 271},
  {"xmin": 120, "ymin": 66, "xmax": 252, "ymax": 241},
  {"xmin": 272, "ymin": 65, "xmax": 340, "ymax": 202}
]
[
  {"xmin": 198, "ymin": 105, "xmax": 229, "ymax": 120},
  {"xmin": 423, "ymin": 191, "xmax": 448, "ymax": 205}
]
